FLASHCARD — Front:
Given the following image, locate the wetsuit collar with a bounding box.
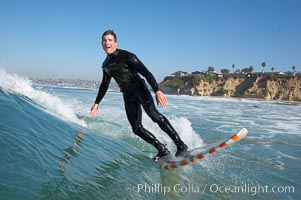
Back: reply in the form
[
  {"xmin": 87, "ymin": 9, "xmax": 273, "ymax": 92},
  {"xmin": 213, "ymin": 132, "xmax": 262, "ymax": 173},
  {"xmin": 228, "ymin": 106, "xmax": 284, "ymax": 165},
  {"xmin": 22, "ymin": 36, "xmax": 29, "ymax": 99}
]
[{"xmin": 108, "ymin": 49, "xmax": 119, "ymax": 57}]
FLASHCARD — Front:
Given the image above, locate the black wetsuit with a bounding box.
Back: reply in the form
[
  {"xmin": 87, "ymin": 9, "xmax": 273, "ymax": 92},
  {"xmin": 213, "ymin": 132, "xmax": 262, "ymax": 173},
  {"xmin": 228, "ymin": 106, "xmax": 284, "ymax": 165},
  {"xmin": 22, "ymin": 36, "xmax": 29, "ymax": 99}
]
[{"xmin": 94, "ymin": 49, "xmax": 185, "ymax": 153}]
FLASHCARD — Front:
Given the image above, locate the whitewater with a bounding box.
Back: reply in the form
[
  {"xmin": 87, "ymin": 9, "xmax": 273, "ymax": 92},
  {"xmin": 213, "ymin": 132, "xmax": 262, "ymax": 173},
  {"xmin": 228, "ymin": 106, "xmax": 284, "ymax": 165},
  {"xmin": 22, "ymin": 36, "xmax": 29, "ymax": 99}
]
[{"xmin": 0, "ymin": 69, "xmax": 300, "ymax": 200}]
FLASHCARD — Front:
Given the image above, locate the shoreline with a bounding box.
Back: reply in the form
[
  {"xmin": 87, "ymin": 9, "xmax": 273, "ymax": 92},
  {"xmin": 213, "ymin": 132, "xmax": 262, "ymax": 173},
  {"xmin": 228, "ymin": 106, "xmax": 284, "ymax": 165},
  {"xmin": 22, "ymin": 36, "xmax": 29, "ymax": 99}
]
[
  {"xmin": 165, "ymin": 93, "xmax": 301, "ymax": 105},
  {"xmin": 222, "ymin": 96, "xmax": 301, "ymax": 105},
  {"xmin": 33, "ymin": 84, "xmax": 301, "ymax": 105}
]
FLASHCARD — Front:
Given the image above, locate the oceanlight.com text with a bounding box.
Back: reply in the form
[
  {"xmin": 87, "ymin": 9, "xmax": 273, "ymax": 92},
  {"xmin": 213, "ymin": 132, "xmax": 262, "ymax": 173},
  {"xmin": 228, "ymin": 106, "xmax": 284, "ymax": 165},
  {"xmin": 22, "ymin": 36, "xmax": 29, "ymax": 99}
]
[{"xmin": 208, "ymin": 183, "xmax": 295, "ymax": 196}]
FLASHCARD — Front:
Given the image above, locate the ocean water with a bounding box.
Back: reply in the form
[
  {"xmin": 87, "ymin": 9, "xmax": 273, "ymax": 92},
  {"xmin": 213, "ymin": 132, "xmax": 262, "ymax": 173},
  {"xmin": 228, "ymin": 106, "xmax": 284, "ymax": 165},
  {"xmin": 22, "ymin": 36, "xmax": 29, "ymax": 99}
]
[{"xmin": 0, "ymin": 69, "xmax": 300, "ymax": 200}]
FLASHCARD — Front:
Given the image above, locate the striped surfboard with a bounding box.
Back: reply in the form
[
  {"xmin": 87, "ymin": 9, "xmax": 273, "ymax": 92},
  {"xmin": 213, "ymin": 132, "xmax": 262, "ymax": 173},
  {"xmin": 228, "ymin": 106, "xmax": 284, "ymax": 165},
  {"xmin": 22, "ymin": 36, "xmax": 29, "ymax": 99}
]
[{"xmin": 157, "ymin": 128, "xmax": 248, "ymax": 170}]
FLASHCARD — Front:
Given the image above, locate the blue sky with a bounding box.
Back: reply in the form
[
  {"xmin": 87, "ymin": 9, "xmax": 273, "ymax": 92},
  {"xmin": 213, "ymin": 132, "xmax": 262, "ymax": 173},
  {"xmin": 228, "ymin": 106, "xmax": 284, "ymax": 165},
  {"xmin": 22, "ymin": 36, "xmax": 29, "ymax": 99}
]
[{"xmin": 0, "ymin": 0, "xmax": 300, "ymax": 81}]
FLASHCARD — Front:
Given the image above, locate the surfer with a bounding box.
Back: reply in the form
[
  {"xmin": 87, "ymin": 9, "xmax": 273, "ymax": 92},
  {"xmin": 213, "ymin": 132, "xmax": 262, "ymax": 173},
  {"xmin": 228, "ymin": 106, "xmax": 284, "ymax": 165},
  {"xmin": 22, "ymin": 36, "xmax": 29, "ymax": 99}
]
[{"xmin": 90, "ymin": 30, "xmax": 188, "ymax": 161}]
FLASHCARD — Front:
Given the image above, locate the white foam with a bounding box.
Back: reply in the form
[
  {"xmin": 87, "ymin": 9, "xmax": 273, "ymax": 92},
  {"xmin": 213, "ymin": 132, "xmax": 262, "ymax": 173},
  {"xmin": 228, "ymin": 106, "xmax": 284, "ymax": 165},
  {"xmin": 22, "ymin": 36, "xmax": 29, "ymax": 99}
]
[
  {"xmin": 275, "ymin": 121, "xmax": 301, "ymax": 135},
  {"xmin": 170, "ymin": 116, "xmax": 204, "ymax": 148},
  {"xmin": 141, "ymin": 114, "xmax": 204, "ymax": 151},
  {"xmin": 0, "ymin": 69, "xmax": 87, "ymax": 127}
]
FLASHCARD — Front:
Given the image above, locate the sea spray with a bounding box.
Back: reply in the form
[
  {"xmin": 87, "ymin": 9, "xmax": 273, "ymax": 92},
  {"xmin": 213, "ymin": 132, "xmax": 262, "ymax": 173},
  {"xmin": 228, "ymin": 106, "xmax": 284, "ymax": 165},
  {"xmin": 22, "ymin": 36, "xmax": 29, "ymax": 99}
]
[
  {"xmin": 0, "ymin": 69, "xmax": 86, "ymax": 127},
  {"xmin": 139, "ymin": 112, "xmax": 204, "ymax": 152}
]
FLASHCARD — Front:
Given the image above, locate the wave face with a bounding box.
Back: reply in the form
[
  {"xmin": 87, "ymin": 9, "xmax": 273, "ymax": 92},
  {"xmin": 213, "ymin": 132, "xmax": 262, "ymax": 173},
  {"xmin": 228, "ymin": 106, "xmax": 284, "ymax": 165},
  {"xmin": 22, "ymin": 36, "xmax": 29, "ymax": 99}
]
[{"xmin": 0, "ymin": 70, "xmax": 300, "ymax": 199}]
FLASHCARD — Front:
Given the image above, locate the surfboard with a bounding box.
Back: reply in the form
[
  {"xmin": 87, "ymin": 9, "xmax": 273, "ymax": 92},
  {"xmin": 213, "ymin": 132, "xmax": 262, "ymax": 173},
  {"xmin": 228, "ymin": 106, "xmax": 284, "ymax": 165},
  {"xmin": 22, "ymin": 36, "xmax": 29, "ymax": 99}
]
[{"xmin": 157, "ymin": 128, "xmax": 248, "ymax": 170}]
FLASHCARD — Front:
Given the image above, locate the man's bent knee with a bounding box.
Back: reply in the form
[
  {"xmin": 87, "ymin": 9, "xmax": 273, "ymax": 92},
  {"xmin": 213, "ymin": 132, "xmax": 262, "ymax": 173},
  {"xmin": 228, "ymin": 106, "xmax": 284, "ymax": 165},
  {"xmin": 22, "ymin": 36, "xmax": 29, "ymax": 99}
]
[
  {"xmin": 131, "ymin": 124, "xmax": 145, "ymax": 136},
  {"xmin": 149, "ymin": 113, "xmax": 166, "ymax": 124}
]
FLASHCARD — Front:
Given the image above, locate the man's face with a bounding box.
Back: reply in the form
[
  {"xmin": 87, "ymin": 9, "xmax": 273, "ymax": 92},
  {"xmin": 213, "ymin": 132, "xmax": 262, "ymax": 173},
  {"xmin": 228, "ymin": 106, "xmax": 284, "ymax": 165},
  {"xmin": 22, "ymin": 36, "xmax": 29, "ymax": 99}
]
[{"xmin": 102, "ymin": 34, "xmax": 117, "ymax": 55}]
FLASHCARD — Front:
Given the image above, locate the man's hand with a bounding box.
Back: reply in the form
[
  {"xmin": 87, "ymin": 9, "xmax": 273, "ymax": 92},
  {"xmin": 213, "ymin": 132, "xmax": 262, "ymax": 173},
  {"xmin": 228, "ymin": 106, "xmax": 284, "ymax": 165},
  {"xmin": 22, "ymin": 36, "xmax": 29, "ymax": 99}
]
[
  {"xmin": 90, "ymin": 103, "xmax": 99, "ymax": 116},
  {"xmin": 155, "ymin": 90, "xmax": 167, "ymax": 107}
]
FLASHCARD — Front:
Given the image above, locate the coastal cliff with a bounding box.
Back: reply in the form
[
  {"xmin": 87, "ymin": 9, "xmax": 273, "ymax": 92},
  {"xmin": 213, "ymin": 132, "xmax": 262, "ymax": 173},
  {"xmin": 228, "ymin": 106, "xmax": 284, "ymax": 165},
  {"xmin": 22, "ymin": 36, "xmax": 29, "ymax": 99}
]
[{"xmin": 159, "ymin": 75, "xmax": 301, "ymax": 102}]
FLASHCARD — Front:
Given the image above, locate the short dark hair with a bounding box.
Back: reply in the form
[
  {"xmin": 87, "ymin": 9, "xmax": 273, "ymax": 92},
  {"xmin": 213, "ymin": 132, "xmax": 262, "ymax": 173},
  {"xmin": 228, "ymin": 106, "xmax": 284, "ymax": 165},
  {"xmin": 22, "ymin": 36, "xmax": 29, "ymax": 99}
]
[{"xmin": 102, "ymin": 30, "xmax": 117, "ymax": 42}]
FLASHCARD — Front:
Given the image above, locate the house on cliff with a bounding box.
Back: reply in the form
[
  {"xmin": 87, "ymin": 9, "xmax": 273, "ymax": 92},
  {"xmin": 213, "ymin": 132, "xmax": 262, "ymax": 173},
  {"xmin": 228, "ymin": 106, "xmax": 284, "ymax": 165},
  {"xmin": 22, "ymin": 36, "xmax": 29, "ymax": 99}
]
[{"xmin": 170, "ymin": 71, "xmax": 189, "ymax": 77}]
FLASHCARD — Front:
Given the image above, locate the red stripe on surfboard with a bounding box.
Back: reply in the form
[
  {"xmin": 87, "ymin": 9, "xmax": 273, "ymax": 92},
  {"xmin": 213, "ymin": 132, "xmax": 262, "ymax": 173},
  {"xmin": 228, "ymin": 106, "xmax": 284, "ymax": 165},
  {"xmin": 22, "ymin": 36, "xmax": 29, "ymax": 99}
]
[
  {"xmin": 219, "ymin": 142, "xmax": 228, "ymax": 148},
  {"xmin": 209, "ymin": 148, "xmax": 216, "ymax": 154}
]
